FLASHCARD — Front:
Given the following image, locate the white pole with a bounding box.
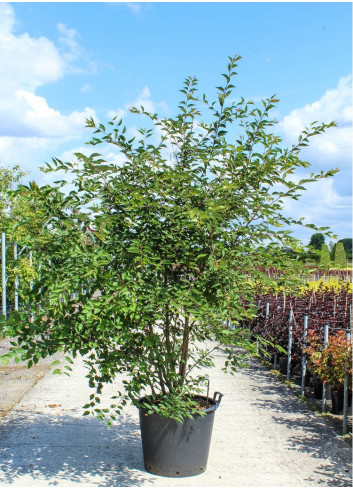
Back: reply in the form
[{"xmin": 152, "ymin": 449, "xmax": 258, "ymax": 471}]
[
  {"xmin": 301, "ymin": 315, "xmax": 308, "ymax": 396},
  {"xmin": 1, "ymin": 232, "xmax": 6, "ymax": 318},
  {"xmin": 322, "ymin": 324, "xmax": 329, "ymax": 412},
  {"xmin": 343, "ymin": 330, "xmax": 351, "ymax": 435},
  {"xmin": 14, "ymin": 242, "xmax": 19, "ymax": 311},
  {"xmin": 29, "ymin": 251, "xmax": 33, "ymax": 290},
  {"xmin": 287, "ymin": 309, "xmax": 293, "ymax": 380}
]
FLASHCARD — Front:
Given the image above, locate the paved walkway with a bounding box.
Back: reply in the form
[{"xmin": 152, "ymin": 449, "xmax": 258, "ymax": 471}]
[{"xmin": 0, "ymin": 347, "xmax": 351, "ymax": 487}]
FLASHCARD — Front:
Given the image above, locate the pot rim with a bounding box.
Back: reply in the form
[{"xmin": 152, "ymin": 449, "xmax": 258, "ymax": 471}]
[{"xmin": 137, "ymin": 393, "xmax": 220, "ymax": 415}]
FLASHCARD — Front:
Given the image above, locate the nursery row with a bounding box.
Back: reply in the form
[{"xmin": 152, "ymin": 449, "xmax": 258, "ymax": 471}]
[
  {"xmin": 245, "ymin": 282, "xmax": 352, "ymax": 427},
  {"xmin": 254, "ymin": 266, "xmax": 352, "ymax": 282},
  {"xmin": 247, "ymin": 282, "xmax": 352, "ymax": 366}
]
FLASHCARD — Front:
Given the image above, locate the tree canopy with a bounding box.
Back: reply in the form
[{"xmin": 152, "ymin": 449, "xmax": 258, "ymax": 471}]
[{"xmin": 308, "ymin": 232, "xmax": 325, "ymax": 251}]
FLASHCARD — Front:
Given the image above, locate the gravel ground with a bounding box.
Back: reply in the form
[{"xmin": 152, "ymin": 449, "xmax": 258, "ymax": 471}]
[{"xmin": 0, "ymin": 343, "xmax": 352, "ymax": 487}]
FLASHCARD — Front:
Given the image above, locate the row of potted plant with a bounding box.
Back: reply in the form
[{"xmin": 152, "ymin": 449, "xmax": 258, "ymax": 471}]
[
  {"xmin": 305, "ymin": 330, "xmax": 352, "ymax": 413},
  {"xmin": 247, "ymin": 283, "xmax": 352, "ymax": 413}
]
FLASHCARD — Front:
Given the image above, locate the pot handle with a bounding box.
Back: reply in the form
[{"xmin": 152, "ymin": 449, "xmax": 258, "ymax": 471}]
[{"xmin": 213, "ymin": 391, "xmax": 223, "ymax": 405}]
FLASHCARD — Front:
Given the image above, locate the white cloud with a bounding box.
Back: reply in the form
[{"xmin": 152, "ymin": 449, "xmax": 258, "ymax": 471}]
[
  {"xmin": 57, "ymin": 23, "xmax": 80, "ymax": 57},
  {"xmin": 107, "ymin": 85, "xmax": 169, "ymax": 121},
  {"xmin": 57, "ymin": 22, "xmax": 96, "ymax": 75},
  {"xmin": 130, "ymin": 86, "xmax": 155, "ymax": 113},
  {"xmin": 278, "ymin": 74, "xmax": 352, "ymax": 169},
  {"xmin": 277, "ymin": 75, "xmax": 352, "ymax": 241},
  {"xmin": 125, "ymin": 3, "xmax": 143, "ymax": 15},
  {"xmin": 0, "ymin": 89, "xmax": 96, "ymax": 139},
  {"xmin": 283, "ymin": 177, "xmax": 351, "ymax": 244},
  {"xmin": 0, "ymin": 6, "xmax": 64, "ymax": 93},
  {"xmin": 107, "ymin": 108, "xmax": 127, "ymax": 120},
  {"xmin": 280, "ymin": 75, "xmax": 352, "ymax": 132},
  {"xmin": 0, "ymin": 3, "xmax": 15, "ymax": 36},
  {"xmin": 0, "ymin": 3, "xmax": 97, "ymax": 174},
  {"xmin": 107, "ymin": 86, "xmax": 169, "ymax": 119},
  {"xmin": 80, "ymin": 84, "xmax": 92, "ymax": 93}
]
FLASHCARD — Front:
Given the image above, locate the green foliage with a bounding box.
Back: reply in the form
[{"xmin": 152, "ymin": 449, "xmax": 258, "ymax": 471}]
[
  {"xmin": 1, "ymin": 55, "xmax": 337, "ymax": 422},
  {"xmin": 0, "ymin": 163, "xmax": 47, "ymax": 245},
  {"xmin": 309, "ymin": 233, "xmax": 325, "ymax": 251},
  {"xmin": 320, "ymin": 244, "xmax": 331, "ymax": 267},
  {"xmin": 0, "ymin": 164, "xmax": 28, "ymax": 232},
  {"xmin": 338, "ymin": 238, "xmax": 352, "ymax": 261},
  {"xmin": 333, "ymin": 242, "xmax": 347, "ymax": 268},
  {"xmin": 0, "ymin": 166, "xmax": 47, "ymax": 318}
]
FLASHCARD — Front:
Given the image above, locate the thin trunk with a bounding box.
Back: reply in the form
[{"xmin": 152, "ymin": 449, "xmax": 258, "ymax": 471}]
[
  {"xmin": 179, "ymin": 315, "xmax": 190, "ymax": 385},
  {"xmin": 146, "ymin": 371, "xmax": 157, "ymax": 396},
  {"xmin": 165, "ymin": 305, "xmax": 171, "ymax": 354},
  {"xmin": 159, "ymin": 361, "xmax": 171, "ymax": 392},
  {"xmin": 157, "ymin": 366, "xmax": 166, "ymax": 395}
]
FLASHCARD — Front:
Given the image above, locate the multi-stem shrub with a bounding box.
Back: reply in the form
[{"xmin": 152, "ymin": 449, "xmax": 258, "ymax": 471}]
[
  {"xmin": 1, "ymin": 55, "xmax": 338, "ymax": 423},
  {"xmin": 305, "ymin": 330, "xmax": 352, "ymax": 391}
]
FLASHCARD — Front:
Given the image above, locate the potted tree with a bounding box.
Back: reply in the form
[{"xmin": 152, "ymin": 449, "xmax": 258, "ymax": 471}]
[
  {"xmin": 305, "ymin": 330, "xmax": 352, "ymax": 413},
  {"xmin": 2, "ymin": 55, "xmax": 336, "ymax": 476}
]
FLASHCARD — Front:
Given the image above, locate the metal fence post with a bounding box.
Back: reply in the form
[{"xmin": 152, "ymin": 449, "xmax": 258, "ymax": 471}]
[
  {"xmin": 322, "ymin": 323, "xmax": 329, "ymax": 412},
  {"xmin": 1, "ymin": 232, "xmax": 6, "ymax": 318},
  {"xmin": 14, "ymin": 242, "xmax": 19, "ymax": 311},
  {"xmin": 29, "ymin": 251, "xmax": 33, "ymax": 291},
  {"xmin": 343, "ymin": 330, "xmax": 351, "ymax": 435},
  {"xmin": 301, "ymin": 315, "xmax": 308, "ymax": 396},
  {"xmin": 264, "ymin": 302, "xmax": 270, "ymax": 358},
  {"xmin": 287, "ymin": 308, "xmax": 293, "ymax": 380},
  {"xmin": 274, "ymin": 352, "xmax": 278, "ymax": 370}
]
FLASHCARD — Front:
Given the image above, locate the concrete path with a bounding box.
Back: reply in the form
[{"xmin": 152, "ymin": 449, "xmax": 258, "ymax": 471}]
[{"xmin": 0, "ymin": 347, "xmax": 351, "ymax": 487}]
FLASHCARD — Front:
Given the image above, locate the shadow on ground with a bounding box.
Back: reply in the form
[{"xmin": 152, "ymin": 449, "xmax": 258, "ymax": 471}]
[
  {"xmin": 0, "ymin": 412, "xmax": 150, "ymax": 486},
  {"xmin": 246, "ymin": 359, "xmax": 352, "ymax": 487}
]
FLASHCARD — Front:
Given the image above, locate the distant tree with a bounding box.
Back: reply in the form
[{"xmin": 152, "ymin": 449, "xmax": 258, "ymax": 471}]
[
  {"xmin": 0, "ymin": 164, "xmax": 27, "ymax": 231},
  {"xmin": 338, "ymin": 238, "xmax": 352, "ymax": 260},
  {"xmin": 308, "ymin": 233, "xmax": 325, "ymax": 251},
  {"xmin": 333, "ymin": 242, "xmax": 347, "ymax": 268},
  {"xmin": 0, "ymin": 165, "xmax": 46, "ymax": 307},
  {"xmin": 320, "ymin": 244, "xmax": 331, "ymax": 267}
]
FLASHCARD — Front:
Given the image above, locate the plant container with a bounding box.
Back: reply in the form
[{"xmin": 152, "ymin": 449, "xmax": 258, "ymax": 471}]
[
  {"xmin": 279, "ymin": 357, "xmax": 287, "ymax": 375},
  {"xmin": 138, "ymin": 392, "xmax": 223, "ymax": 477},
  {"xmin": 330, "ymin": 388, "xmax": 344, "ymax": 414},
  {"xmin": 313, "ymin": 377, "xmax": 323, "ymax": 399}
]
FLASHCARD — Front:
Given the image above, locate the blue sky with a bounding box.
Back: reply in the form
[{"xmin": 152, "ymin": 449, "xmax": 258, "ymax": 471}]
[{"xmin": 0, "ymin": 1, "xmax": 352, "ymax": 245}]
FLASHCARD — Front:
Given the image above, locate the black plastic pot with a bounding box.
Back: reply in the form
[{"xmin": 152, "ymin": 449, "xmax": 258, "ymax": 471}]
[
  {"xmin": 138, "ymin": 391, "xmax": 223, "ymax": 477},
  {"xmin": 313, "ymin": 377, "xmax": 323, "ymax": 399},
  {"xmin": 331, "ymin": 388, "xmax": 344, "ymax": 414},
  {"xmin": 279, "ymin": 357, "xmax": 287, "ymax": 375}
]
